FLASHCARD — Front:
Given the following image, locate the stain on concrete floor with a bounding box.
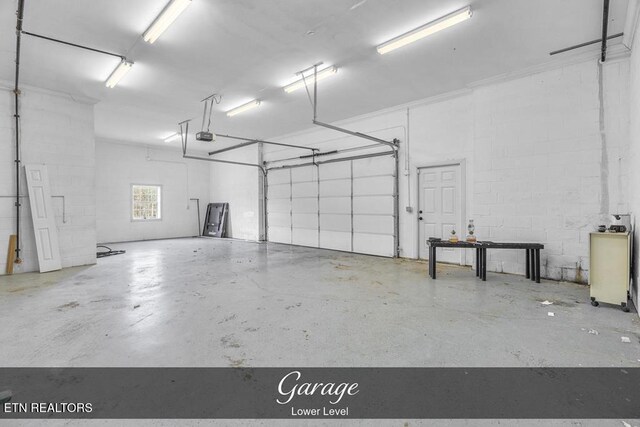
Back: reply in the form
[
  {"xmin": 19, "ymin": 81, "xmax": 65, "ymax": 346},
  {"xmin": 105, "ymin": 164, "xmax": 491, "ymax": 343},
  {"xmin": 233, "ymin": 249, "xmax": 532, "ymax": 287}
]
[{"xmin": 0, "ymin": 238, "xmax": 638, "ymax": 369}]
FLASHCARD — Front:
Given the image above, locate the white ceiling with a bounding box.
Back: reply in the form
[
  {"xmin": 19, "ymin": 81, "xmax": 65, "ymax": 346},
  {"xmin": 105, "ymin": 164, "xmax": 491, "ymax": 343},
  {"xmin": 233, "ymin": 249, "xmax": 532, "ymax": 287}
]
[{"xmin": 0, "ymin": 0, "xmax": 629, "ymax": 148}]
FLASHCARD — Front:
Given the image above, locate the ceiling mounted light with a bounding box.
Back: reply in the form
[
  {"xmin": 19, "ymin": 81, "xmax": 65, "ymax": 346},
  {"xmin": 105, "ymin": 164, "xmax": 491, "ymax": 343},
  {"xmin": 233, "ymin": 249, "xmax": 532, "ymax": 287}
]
[
  {"xmin": 376, "ymin": 6, "xmax": 472, "ymax": 55},
  {"xmin": 105, "ymin": 60, "xmax": 133, "ymax": 88},
  {"xmin": 284, "ymin": 66, "xmax": 338, "ymax": 93},
  {"xmin": 143, "ymin": 0, "xmax": 192, "ymax": 44},
  {"xmin": 163, "ymin": 133, "xmax": 180, "ymax": 143},
  {"xmin": 226, "ymin": 100, "xmax": 261, "ymax": 117}
]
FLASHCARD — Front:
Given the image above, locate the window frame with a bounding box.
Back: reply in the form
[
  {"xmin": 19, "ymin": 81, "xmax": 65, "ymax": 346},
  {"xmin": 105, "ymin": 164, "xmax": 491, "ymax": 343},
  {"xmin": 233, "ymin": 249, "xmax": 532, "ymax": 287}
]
[{"xmin": 130, "ymin": 184, "xmax": 163, "ymax": 222}]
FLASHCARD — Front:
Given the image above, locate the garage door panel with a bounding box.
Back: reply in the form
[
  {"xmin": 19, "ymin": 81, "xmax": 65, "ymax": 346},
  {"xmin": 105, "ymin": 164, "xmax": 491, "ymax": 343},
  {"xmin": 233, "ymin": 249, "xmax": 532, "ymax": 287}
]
[
  {"xmin": 292, "ymin": 228, "xmax": 318, "ymax": 247},
  {"xmin": 292, "ymin": 167, "xmax": 317, "ymax": 182},
  {"xmin": 268, "ymin": 156, "xmax": 395, "ymax": 258},
  {"xmin": 292, "ymin": 197, "xmax": 318, "ymax": 213},
  {"xmin": 353, "ymin": 233, "xmax": 394, "ymax": 257},
  {"xmin": 268, "ymin": 170, "xmax": 290, "ymax": 185},
  {"xmin": 292, "ymin": 182, "xmax": 317, "ymax": 197},
  {"xmin": 320, "ymin": 214, "xmax": 350, "ymax": 232},
  {"xmin": 352, "ymin": 156, "xmax": 394, "ymax": 177},
  {"xmin": 320, "ymin": 162, "xmax": 350, "ymax": 180},
  {"xmin": 353, "ymin": 196, "xmax": 393, "ymax": 215},
  {"xmin": 320, "ymin": 197, "xmax": 350, "ymax": 214},
  {"xmin": 269, "ymin": 226, "xmax": 291, "ymax": 244},
  {"xmin": 353, "ymin": 176, "xmax": 394, "ymax": 195},
  {"xmin": 319, "ymin": 231, "xmax": 351, "ymax": 252},
  {"xmin": 353, "ymin": 215, "xmax": 394, "ymax": 234},
  {"xmin": 267, "ymin": 212, "xmax": 290, "ymax": 228},
  {"xmin": 268, "ymin": 198, "xmax": 290, "ymax": 213},
  {"xmin": 268, "ymin": 183, "xmax": 290, "ymax": 199},
  {"xmin": 292, "ymin": 213, "xmax": 318, "ymax": 229},
  {"xmin": 319, "ymin": 180, "xmax": 351, "ymax": 197}
]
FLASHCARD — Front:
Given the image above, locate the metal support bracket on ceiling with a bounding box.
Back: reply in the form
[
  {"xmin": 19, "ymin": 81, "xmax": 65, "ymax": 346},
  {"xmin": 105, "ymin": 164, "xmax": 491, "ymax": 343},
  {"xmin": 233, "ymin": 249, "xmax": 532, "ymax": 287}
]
[
  {"xmin": 549, "ymin": 0, "xmax": 618, "ymax": 60},
  {"xmin": 549, "ymin": 33, "xmax": 622, "ymax": 56},
  {"xmin": 21, "ymin": 31, "xmax": 126, "ymax": 60},
  {"xmin": 178, "ymin": 120, "xmax": 267, "ymax": 175},
  {"xmin": 208, "ymin": 134, "xmax": 319, "ymax": 156},
  {"xmin": 299, "ymin": 63, "xmax": 399, "ymax": 151}
]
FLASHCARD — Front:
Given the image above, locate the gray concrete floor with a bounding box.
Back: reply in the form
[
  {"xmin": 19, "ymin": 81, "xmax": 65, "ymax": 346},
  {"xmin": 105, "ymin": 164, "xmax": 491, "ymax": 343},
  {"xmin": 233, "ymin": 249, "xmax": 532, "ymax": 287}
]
[
  {"xmin": 1, "ymin": 238, "xmax": 640, "ymax": 425},
  {"xmin": 1, "ymin": 237, "xmax": 638, "ymax": 367}
]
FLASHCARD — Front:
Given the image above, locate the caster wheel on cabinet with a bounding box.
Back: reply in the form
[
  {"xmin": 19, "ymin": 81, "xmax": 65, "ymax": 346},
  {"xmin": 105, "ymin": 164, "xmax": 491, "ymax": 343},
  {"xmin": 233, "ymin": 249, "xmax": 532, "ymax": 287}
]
[
  {"xmin": 622, "ymin": 302, "xmax": 630, "ymax": 313},
  {"xmin": 591, "ymin": 299, "xmax": 599, "ymax": 307}
]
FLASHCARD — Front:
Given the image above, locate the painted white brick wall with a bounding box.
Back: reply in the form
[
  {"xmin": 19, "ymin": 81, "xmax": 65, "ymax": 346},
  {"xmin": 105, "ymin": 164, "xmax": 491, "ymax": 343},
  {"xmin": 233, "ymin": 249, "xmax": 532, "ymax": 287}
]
[
  {"xmin": 0, "ymin": 85, "xmax": 97, "ymax": 274},
  {"xmin": 95, "ymin": 140, "xmax": 210, "ymax": 243},
  {"xmin": 470, "ymin": 59, "xmax": 629, "ymax": 282},
  {"xmin": 628, "ymin": 15, "xmax": 640, "ymax": 313},
  {"xmin": 257, "ymin": 57, "xmax": 630, "ymax": 283}
]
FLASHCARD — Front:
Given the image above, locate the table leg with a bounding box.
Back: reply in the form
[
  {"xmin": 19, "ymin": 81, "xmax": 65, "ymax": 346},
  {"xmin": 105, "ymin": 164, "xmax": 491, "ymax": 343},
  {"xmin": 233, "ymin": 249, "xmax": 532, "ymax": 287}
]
[
  {"xmin": 525, "ymin": 249, "xmax": 530, "ymax": 279},
  {"xmin": 529, "ymin": 249, "xmax": 535, "ymax": 281},
  {"xmin": 482, "ymin": 248, "xmax": 487, "ymax": 281},
  {"xmin": 476, "ymin": 248, "xmax": 480, "ymax": 277},
  {"xmin": 428, "ymin": 246, "xmax": 432, "ymax": 278},
  {"xmin": 535, "ymin": 249, "xmax": 541, "ymax": 284},
  {"xmin": 432, "ymin": 246, "xmax": 437, "ymax": 280}
]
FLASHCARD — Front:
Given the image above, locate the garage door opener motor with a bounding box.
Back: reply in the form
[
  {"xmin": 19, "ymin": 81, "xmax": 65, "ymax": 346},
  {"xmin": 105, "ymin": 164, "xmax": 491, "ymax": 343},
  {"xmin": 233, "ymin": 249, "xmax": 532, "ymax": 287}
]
[{"xmin": 196, "ymin": 94, "xmax": 221, "ymax": 142}]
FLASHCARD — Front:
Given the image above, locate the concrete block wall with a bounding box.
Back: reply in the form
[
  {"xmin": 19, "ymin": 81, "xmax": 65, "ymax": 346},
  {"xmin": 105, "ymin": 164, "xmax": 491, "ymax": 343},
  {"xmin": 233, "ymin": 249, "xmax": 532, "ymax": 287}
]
[
  {"xmin": 0, "ymin": 85, "xmax": 97, "ymax": 274},
  {"xmin": 628, "ymin": 13, "xmax": 640, "ymax": 313},
  {"xmin": 95, "ymin": 140, "xmax": 210, "ymax": 243},
  {"xmin": 247, "ymin": 56, "xmax": 631, "ymax": 283},
  {"xmin": 470, "ymin": 59, "xmax": 629, "ymax": 282}
]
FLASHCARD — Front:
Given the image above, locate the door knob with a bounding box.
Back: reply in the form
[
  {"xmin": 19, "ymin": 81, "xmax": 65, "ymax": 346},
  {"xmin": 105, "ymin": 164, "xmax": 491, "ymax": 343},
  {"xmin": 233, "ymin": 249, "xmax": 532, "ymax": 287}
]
[{"xmin": 419, "ymin": 217, "xmax": 423, "ymax": 221}]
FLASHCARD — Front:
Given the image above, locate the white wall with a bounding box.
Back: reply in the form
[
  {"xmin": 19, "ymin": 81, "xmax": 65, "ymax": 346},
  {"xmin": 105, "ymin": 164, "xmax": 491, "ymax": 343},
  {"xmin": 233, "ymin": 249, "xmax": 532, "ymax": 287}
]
[
  {"xmin": 0, "ymin": 85, "xmax": 97, "ymax": 274},
  {"xmin": 214, "ymin": 55, "xmax": 631, "ymax": 283},
  {"xmin": 467, "ymin": 58, "xmax": 628, "ymax": 282},
  {"xmin": 209, "ymin": 146, "xmax": 262, "ymax": 241},
  {"xmin": 628, "ymin": 12, "xmax": 640, "ymax": 312},
  {"xmin": 96, "ymin": 140, "xmax": 210, "ymax": 243}
]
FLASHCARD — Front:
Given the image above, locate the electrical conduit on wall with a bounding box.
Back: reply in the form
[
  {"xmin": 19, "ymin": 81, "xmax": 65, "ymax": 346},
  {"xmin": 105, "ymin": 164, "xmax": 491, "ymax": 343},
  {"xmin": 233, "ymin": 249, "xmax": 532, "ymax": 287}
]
[{"xmin": 597, "ymin": 61, "xmax": 610, "ymax": 217}]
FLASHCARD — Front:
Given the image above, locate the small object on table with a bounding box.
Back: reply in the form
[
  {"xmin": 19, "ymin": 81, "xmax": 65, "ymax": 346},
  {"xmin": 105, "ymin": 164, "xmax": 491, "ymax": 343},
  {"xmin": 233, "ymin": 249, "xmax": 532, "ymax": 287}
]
[
  {"xmin": 597, "ymin": 225, "xmax": 606, "ymax": 233},
  {"xmin": 449, "ymin": 229, "xmax": 458, "ymax": 243},
  {"xmin": 466, "ymin": 219, "xmax": 477, "ymax": 243}
]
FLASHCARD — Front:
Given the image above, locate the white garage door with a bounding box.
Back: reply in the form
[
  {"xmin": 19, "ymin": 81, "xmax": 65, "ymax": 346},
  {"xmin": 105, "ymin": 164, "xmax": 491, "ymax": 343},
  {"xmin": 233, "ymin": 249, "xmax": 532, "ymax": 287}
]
[{"xmin": 266, "ymin": 154, "xmax": 396, "ymax": 257}]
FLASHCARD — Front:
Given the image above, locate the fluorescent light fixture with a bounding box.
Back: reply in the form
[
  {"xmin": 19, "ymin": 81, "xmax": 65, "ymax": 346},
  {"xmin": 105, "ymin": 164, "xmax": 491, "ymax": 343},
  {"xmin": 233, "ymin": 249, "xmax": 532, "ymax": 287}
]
[
  {"xmin": 143, "ymin": 0, "xmax": 192, "ymax": 44},
  {"xmin": 163, "ymin": 133, "xmax": 180, "ymax": 143},
  {"xmin": 376, "ymin": 6, "xmax": 472, "ymax": 55},
  {"xmin": 284, "ymin": 66, "xmax": 338, "ymax": 93},
  {"xmin": 105, "ymin": 60, "xmax": 133, "ymax": 88},
  {"xmin": 226, "ymin": 100, "xmax": 261, "ymax": 117}
]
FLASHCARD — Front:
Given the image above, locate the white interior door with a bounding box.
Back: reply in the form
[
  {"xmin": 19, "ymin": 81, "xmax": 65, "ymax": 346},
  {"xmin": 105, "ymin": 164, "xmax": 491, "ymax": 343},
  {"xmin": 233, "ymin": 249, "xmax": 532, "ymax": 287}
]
[
  {"xmin": 418, "ymin": 164, "xmax": 462, "ymax": 263},
  {"xmin": 24, "ymin": 164, "xmax": 62, "ymax": 272}
]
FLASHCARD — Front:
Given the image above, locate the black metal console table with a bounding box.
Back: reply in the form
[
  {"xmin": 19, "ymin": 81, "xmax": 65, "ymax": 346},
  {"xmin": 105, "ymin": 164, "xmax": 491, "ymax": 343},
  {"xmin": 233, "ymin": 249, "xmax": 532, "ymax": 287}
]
[{"xmin": 427, "ymin": 240, "xmax": 544, "ymax": 283}]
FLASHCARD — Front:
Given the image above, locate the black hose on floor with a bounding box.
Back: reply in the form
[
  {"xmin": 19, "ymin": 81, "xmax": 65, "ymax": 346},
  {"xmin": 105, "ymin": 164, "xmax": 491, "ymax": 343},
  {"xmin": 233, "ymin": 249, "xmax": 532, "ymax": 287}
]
[{"xmin": 96, "ymin": 245, "xmax": 126, "ymax": 258}]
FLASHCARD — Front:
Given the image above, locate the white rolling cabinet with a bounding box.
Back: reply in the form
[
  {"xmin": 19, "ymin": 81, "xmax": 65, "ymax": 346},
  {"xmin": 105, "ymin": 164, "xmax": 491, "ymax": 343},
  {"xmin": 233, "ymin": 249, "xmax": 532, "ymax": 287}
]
[{"xmin": 589, "ymin": 232, "xmax": 631, "ymax": 312}]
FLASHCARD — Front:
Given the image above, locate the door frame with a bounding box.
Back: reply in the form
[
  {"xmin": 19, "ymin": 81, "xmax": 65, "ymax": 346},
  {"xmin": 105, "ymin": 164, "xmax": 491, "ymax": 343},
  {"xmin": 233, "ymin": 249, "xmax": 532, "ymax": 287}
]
[{"xmin": 416, "ymin": 159, "xmax": 467, "ymax": 265}]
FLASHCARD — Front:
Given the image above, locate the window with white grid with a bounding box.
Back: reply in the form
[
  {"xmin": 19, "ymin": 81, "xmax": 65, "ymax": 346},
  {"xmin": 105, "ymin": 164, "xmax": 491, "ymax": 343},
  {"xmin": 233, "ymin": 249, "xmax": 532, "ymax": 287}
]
[{"xmin": 132, "ymin": 185, "xmax": 162, "ymax": 221}]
